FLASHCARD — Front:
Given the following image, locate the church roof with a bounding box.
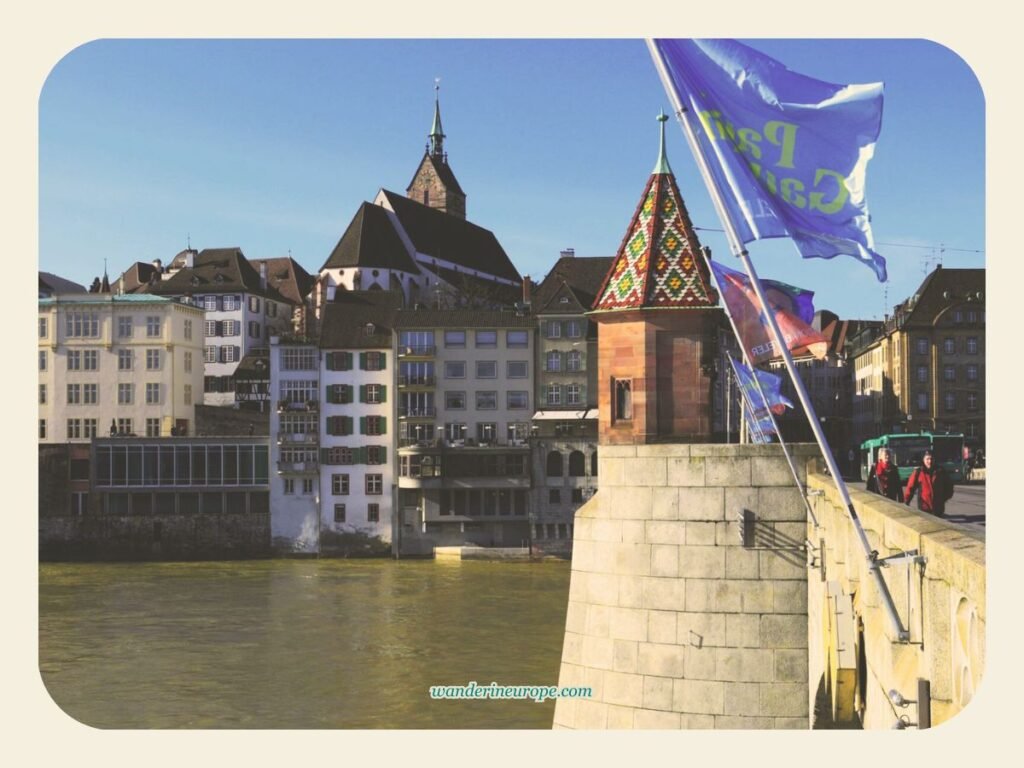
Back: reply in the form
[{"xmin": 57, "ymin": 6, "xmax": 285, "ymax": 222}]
[
  {"xmin": 592, "ymin": 117, "xmax": 718, "ymax": 312},
  {"xmin": 407, "ymin": 153, "xmax": 465, "ymax": 197},
  {"xmin": 321, "ymin": 202, "xmax": 420, "ymax": 274},
  {"xmin": 378, "ymin": 190, "xmax": 520, "ymax": 283}
]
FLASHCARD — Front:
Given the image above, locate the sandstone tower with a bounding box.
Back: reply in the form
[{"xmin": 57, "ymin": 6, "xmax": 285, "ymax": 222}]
[{"xmin": 406, "ymin": 83, "xmax": 467, "ymax": 220}]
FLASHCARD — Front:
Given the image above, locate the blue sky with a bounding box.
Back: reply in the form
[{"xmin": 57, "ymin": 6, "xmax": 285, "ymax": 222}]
[{"xmin": 39, "ymin": 38, "xmax": 984, "ymax": 320}]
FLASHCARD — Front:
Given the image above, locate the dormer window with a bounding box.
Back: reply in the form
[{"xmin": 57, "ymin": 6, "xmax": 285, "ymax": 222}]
[
  {"xmin": 214, "ymin": 273, "xmax": 225, "ymax": 283},
  {"xmin": 365, "ymin": 323, "xmax": 376, "ymax": 336}
]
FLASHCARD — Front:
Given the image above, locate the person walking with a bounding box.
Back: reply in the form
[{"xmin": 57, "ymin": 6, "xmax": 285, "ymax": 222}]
[
  {"xmin": 905, "ymin": 450, "xmax": 954, "ymax": 517},
  {"xmin": 866, "ymin": 447, "xmax": 903, "ymax": 502}
]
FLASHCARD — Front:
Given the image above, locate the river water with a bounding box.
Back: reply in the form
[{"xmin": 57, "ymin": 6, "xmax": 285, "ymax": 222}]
[{"xmin": 39, "ymin": 559, "xmax": 571, "ymax": 729}]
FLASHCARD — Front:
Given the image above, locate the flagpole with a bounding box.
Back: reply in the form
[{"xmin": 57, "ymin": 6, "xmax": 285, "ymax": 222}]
[
  {"xmin": 715, "ymin": 262, "xmax": 819, "ymax": 527},
  {"xmin": 647, "ymin": 38, "xmax": 910, "ymax": 642}
]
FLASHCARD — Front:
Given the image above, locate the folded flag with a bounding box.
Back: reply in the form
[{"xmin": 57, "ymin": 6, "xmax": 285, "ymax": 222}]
[
  {"xmin": 712, "ymin": 259, "xmax": 828, "ymax": 363},
  {"xmin": 651, "ymin": 38, "xmax": 888, "ymax": 281},
  {"xmin": 730, "ymin": 354, "xmax": 794, "ymax": 416},
  {"xmin": 742, "ymin": 399, "xmax": 776, "ymax": 442}
]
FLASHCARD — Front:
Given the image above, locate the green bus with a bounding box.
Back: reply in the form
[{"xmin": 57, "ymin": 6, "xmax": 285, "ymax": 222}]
[{"xmin": 859, "ymin": 432, "xmax": 965, "ymax": 484}]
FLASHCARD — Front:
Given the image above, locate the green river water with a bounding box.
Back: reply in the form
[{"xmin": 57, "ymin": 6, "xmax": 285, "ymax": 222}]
[{"xmin": 38, "ymin": 559, "xmax": 572, "ymax": 729}]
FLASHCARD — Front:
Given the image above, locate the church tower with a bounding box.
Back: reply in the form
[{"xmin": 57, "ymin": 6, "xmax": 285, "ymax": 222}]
[
  {"xmin": 590, "ymin": 113, "xmax": 722, "ymax": 444},
  {"xmin": 406, "ymin": 82, "xmax": 467, "ymax": 219}
]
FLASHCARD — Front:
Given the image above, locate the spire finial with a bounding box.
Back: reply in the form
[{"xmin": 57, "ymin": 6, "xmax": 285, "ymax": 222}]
[
  {"xmin": 653, "ymin": 110, "xmax": 672, "ymax": 175},
  {"xmin": 429, "ymin": 78, "xmax": 445, "ymax": 159}
]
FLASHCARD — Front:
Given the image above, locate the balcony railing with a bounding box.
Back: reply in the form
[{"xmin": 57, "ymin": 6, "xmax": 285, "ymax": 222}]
[
  {"xmin": 398, "ymin": 345, "xmax": 436, "ymax": 357},
  {"xmin": 277, "ymin": 399, "xmax": 319, "ymax": 413},
  {"xmin": 398, "ymin": 375, "xmax": 436, "ymax": 386},
  {"xmin": 277, "ymin": 459, "xmax": 319, "ymax": 473},
  {"xmin": 399, "ymin": 406, "xmax": 437, "ymax": 418},
  {"xmin": 277, "ymin": 432, "xmax": 319, "ymax": 445}
]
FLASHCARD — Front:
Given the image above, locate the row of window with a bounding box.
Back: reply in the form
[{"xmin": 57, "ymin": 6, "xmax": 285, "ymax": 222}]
[
  {"xmin": 399, "ymin": 330, "xmax": 530, "ymax": 350},
  {"xmin": 101, "ymin": 490, "xmax": 269, "ymax": 516},
  {"xmin": 327, "ymin": 473, "xmax": 389, "ymax": 497},
  {"xmin": 438, "ymin": 391, "xmax": 531, "ymax": 411},
  {"xmin": 56, "ymin": 382, "xmax": 191, "ymax": 406},
  {"xmin": 545, "ymin": 488, "xmax": 589, "ymax": 506},
  {"xmin": 204, "ymin": 345, "xmax": 242, "ymax": 364},
  {"xmin": 325, "ymin": 384, "xmax": 387, "ymax": 405},
  {"xmin": 544, "ymin": 383, "xmax": 587, "ymax": 407},
  {"xmin": 543, "ymin": 320, "xmax": 585, "ymax": 339},
  {"xmin": 325, "ymin": 415, "xmax": 387, "ymax": 436},
  {"xmin": 333, "ymin": 502, "xmax": 380, "ymax": 523},
  {"xmin": 914, "ymin": 363, "xmax": 982, "ymax": 383},
  {"xmin": 398, "ymin": 360, "xmax": 531, "ymax": 381},
  {"xmin": 325, "ymin": 351, "xmax": 385, "ymax": 371},
  {"xmin": 95, "ymin": 444, "xmax": 271, "ymax": 487},
  {"xmin": 545, "ymin": 450, "xmax": 597, "ymax": 478},
  {"xmin": 543, "ymin": 350, "xmax": 585, "ymax": 373},
  {"xmin": 56, "ymin": 417, "xmax": 172, "ymax": 440},
  {"xmin": 52, "ymin": 313, "xmax": 166, "ymax": 339},
  {"xmin": 399, "ymin": 421, "xmax": 531, "ymax": 446},
  {"xmin": 915, "ymin": 391, "xmax": 981, "ymax": 412},
  {"xmin": 198, "ymin": 294, "xmax": 276, "ymax": 315},
  {"xmin": 437, "ymin": 488, "xmax": 529, "ymax": 517},
  {"xmin": 320, "ymin": 446, "xmax": 388, "ymax": 466},
  {"xmin": 914, "ymin": 336, "xmax": 981, "ymax": 355},
  {"xmin": 400, "ymin": 452, "xmax": 528, "ymax": 478},
  {"xmin": 40, "ymin": 348, "xmax": 194, "ymax": 375}
]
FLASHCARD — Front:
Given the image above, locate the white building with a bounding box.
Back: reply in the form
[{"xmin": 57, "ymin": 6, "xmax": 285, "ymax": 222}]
[
  {"xmin": 38, "ymin": 294, "xmax": 204, "ymax": 443},
  {"xmin": 147, "ymin": 248, "xmax": 301, "ymax": 405}
]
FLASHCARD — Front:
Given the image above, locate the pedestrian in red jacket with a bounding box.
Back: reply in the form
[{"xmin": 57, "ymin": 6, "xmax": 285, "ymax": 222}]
[
  {"xmin": 867, "ymin": 448, "xmax": 903, "ymax": 502},
  {"xmin": 905, "ymin": 451, "xmax": 954, "ymax": 517}
]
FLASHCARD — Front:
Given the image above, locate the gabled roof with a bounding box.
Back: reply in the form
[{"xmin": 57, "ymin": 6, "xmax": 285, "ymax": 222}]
[
  {"xmin": 39, "ymin": 272, "xmax": 86, "ymax": 296},
  {"xmin": 407, "ymin": 153, "xmax": 465, "ymax": 197},
  {"xmin": 321, "ymin": 202, "xmax": 419, "ymax": 274},
  {"xmin": 115, "ymin": 262, "xmax": 159, "ymax": 294},
  {"xmin": 250, "ymin": 257, "xmax": 315, "ymax": 305},
  {"xmin": 533, "ymin": 256, "xmax": 615, "ymax": 314},
  {"xmin": 319, "ymin": 301, "xmax": 397, "ymax": 351},
  {"xmin": 149, "ymin": 248, "xmax": 293, "ymax": 303},
  {"xmin": 592, "ymin": 167, "xmax": 717, "ymax": 311},
  {"xmin": 378, "ymin": 190, "xmax": 520, "ymax": 283},
  {"xmin": 899, "ymin": 267, "xmax": 985, "ymax": 326},
  {"xmin": 420, "ymin": 262, "xmax": 521, "ymax": 308},
  {"xmin": 234, "ymin": 349, "xmax": 270, "ymax": 381}
]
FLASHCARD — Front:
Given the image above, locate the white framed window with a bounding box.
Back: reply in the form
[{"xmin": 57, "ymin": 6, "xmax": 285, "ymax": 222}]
[
  {"xmin": 506, "ymin": 330, "xmax": 529, "ymax": 348},
  {"xmin": 367, "ymin": 503, "xmax": 380, "ymax": 522},
  {"xmin": 184, "ymin": 319, "xmax": 192, "ymax": 340},
  {"xmin": 943, "ymin": 337, "xmax": 955, "ymax": 354},
  {"xmin": 967, "ymin": 336, "xmax": 979, "ymax": 354},
  {"xmin": 66, "ymin": 313, "xmax": 100, "ymax": 338},
  {"xmin": 184, "ymin": 351, "xmax": 192, "ymax": 373},
  {"xmin": 545, "ymin": 321, "xmax": 562, "ymax": 339},
  {"xmin": 282, "ymin": 348, "xmax": 317, "ymax": 370},
  {"xmin": 221, "ymin": 320, "xmax": 239, "ymax": 337},
  {"xmin": 82, "ymin": 350, "xmax": 98, "ymax": 370},
  {"xmin": 967, "ymin": 393, "xmax": 979, "ymax": 411},
  {"xmin": 146, "ymin": 349, "xmax": 161, "ymax": 370},
  {"xmin": 83, "ymin": 419, "xmax": 97, "ymax": 439},
  {"xmin": 966, "ymin": 364, "xmax": 979, "ymax": 381},
  {"xmin": 943, "ymin": 365, "xmax": 955, "ymax": 382},
  {"xmin": 283, "ymin": 478, "xmax": 295, "ymax": 495},
  {"xmin": 118, "ymin": 383, "xmax": 133, "ymax": 405},
  {"xmin": 116, "ymin": 417, "xmax": 133, "ymax": 434},
  {"xmin": 66, "ymin": 418, "xmax": 81, "ymax": 439},
  {"xmin": 332, "ymin": 474, "xmax": 350, "ymax": 495},
  {"xmin": 546, "ymin": 384, "xmax": 561, "ymax": 406},
  {"xmin": 203, "ymin": 296, "xmax": 219, "ymax": 311},
  {"xmin": 67, "ymin": 351, "xmax": 81, "ymax": 371},
  {"xmin": 66, "ymin": 384, "xmax": 81, "ymax": 405},
  {"xmin": 566, "ymin": 383, "xmax": 582, "ymax": 405},
  {"xmin": 302, "ymin": 478, "xmax": 314, "ymax": 495},
  {"xmin": 39, "ymin": 420, "xmax": 46, "ymax": 439},
  {"xmin": 476, "ymin": 360, "xmax": 497, "ymax": 378},
  {"xmin": 39, "ymin": 317, "xmax": 48, "ymax": 339},
  {"xmin": 944, "ymin": 392, "xmax": 956, "ymax": 412},
  {"xmin": 146, "ymin": 316, "xmax": 161, "ymax": 337},
  {"xmin": 566, "ymin": 320, "xmax": 583, "ymax": 338},
  {"xmin": 366, "ymin": 384, "xmax": 383, "ymax": 405},
  {"xmin": 444, "ymin": 330, "xmax": 466, "ymax": 348},
  {"xmin": 546, "ymin": 351, "xmax": 562, "ymax": 372},
  {"xmin": 507, "ymin": 360, "xmax": 528, "ymax": 378},
  {"xmin": 223, "ymin": 295, "xmax": 240, "ymax": 311},
  {"xmin": 444, "ymin": 422, "xmax": 467, "ymax": 442},
  {"xmin": 205, "ymin": 320, "xmax": 218, "ymax": 337},
  {"xmin": 476, "ymin": 391, "xmax": 497, "ymax": 410},
  {"xmin": 567, "ymin": 350, "xmax": 582, "ymax": 371},
  {"xmin": 365, "ymin": 474, "xmax": 383, "ymax": 495},
  {"xmin": 475, "ymin": 330, "xmax": 497, "ymax": 348},
  {"xmin": 204, "ymin": 346, "xmax": 217, "ymax": 363},
  {"xmin": 445, "ymin": 391, "xmax": 466, "ymax": 410},
  {"xmin": 118, "ymin": 316, "xmax": 133, "ymax": 338},
  {"xmin": 221, "ymin": 346, "xmax": 237, "ymax": 363},
  {"xmin": 916, "ymin": 337, "xmax": 928, "ymax": 355},
  {"xmin": 83, "ymin": 383, "xmax": 98, "ymax": 404},
  {"xmin": 146, "ymin": 383, "xmax": 161, "ymax": 404},
  {"xmin": 146, "ymin": 418, "xmax": 161, "ymax": 437},
  {"xmin": 184, "ymin": 384, "xmax": 192, "ymax": 406},
  {"xmin": 248, "ymin": 296, "xmax": 260, "ymax": 313},
  {"xmin": 39, "ymin": 350, "xmax": 47, "ymax": 371},
  {"xmin": 39, "ymin": 384, "xmax": 46, "ymax": 404},
  {"xmin": 445, "ymin": 361, "xmax": 466, "ymax": 379},
  {"xmin": 334, "ymin": 504, "xmax": 346, "ymax": 522}
]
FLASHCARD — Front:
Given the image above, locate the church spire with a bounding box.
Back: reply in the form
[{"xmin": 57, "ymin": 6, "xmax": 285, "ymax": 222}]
[{"xmin": 428, "ymin": 79, "xmax": 446, "ymax": 160}]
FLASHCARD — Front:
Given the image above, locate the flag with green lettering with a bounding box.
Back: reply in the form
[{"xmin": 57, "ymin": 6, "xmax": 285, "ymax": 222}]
[{"xmin": 653, "ymin": 39, "xmax": 888, "ymax": 281}]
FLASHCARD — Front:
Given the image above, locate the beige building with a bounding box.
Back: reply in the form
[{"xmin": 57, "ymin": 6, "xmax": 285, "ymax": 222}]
[
  {"xmin": 38, "ymin": 294, "xmax": 205, "ymax": 442},
  {"xmin": 848, "ymin": 266, "xmax": 985, "ymax": 447}
]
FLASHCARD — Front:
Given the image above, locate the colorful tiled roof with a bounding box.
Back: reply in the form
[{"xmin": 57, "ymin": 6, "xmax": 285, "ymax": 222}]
[{"xmin": 593, "ymin": 114, "xmax": 717, "ymax": 312}]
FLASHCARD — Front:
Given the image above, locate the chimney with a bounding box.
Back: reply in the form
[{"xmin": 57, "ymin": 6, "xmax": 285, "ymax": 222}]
[
  {"xmin": 184, "ymin": 250, "xmax": 195, "ymax": 269},
  {"xmin": 259, "ymin": 261, "xmax": 268, "ymax": 290},
  {"xmin": 152, "ymin": 258, "xmax": 163, "ymax": 273},
  {"xmin": 560, "ymin": 248, "xmax": 575, "ymax": 259},
  {"xmin": 522, "ymin": 275, "xmax": 532, "ymax": 306}
]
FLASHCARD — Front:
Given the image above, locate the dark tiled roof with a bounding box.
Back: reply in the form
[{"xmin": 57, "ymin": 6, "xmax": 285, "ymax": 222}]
[
  {"xmin": 420, "ymin": 262, "xmax": 521, "ymax": 308},
  {"xmin": 319, "ymin": 302, "xmax": 396, "ymax": 350},
  {"xmin": 321, "ymin": 202, "xmax": 419, "ymax": 274},
  {"xmin": 329, "ymin": 288, "xmax": 406, "ymax": 311},
  {"xmin": 379, "ymin": 190, "xmax": 520, "ymax": 283},
  {"xmin": 38, "ymin": 272, "xmax": 86, "ymax": 296},
  {"xmin": 234, "ymin": 349, "xmax": 270, "ymax": 380},
  {"xmin": 900, "ymin": 267, "xmax": 984, "ymax": 326},
  {"xmin": 533, "ymin": 256, "xmax": 615, "ymax": 314},
  {"xmin": 115, "ymin": 262, "xmax": 159, "ymax": 294},
  {"xmin": 393, "ymin": 307, "xmax": 534, "ymax": 329},
  {"xmin": 149, "ymin": 248, "xmax": 293, "ymax": 303},
  {"xmin": 251, "ymin": 257, "xmax": 315, "ymax": 305}
]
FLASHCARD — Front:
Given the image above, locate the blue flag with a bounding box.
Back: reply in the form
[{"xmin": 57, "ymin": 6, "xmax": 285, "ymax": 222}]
[
  {"xmin": 730, "ymin": 355, "xmax": 794, "ymax": 417},
  {"xmin": 741, "ymin": 399, "xmax": 776, "ymax": 442},
  {"xmin": 652, "ymin": 39, "xmax": 888, "ymax": 281}
]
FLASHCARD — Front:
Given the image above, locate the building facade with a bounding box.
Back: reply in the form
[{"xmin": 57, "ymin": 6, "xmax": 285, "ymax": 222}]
[
  {"xmin": 848, "ymin": 267, "xmax": 985, "ymax": 447},
  {"xmin": 38, "ymin": 294, "xmax": 204, "ymax": 443}
]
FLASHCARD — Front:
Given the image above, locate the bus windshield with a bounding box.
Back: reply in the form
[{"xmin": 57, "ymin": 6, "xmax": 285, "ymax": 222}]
[{"xmin": 886, "ymin": 436, "xmax": 931, "ymax": 468}]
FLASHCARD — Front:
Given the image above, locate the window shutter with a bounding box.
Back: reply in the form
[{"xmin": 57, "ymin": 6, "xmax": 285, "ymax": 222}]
[
  {"xmin": 580, "ymin": 385, "xmax": 588, "ymax": 405},
  {"xmin": 355, "ymin": 447, "xmax": 366, "ymax": 464},
  {"xmin": 379, "ymin": 352, "xmax": 386, "ymax": 370},
  {"xmin": 378, "ymin": 416, "xmax": 387, "ymax": 434},
  {"xmin": 379, "ymin": 385, "xmax": 387, "ymax": 403},
  {"xmin": 359, "ymin": 416, "xmax": 367, "ymax": 434},
  {"xmin": 320, "ymin": 447, "xmax": 331, "ymax": 464},
  {"xmin": 359, "ymin": 352, "xmax": 367, "ymax": 370},
  {"xmin": 235, "ymin": 346, "xmax": 241, "ymax": 362},
  {"xmin": 379, "ymin": 446, "xmax": 387, "ymax": 464},
  {"xmin": 326, "ymin": 352, "xmax": 336, "ymax": 370},
  {"xmin": 344, "ymin": 385, "xmax": 353, "ymax": 404},
  {"xmin": 359, "ymin": 385, "xmax": 367, "ymax": 403},
  {"xmin": 344, "ymin": 352, "xmax": 353, "ymax": 370},
  {"xmin": 344, "ymin": 416, "xmax": 353, "ymax": 436},
  {"xmin": 326, "ymin": 416, "xmax": 336, "ymax": 435}
]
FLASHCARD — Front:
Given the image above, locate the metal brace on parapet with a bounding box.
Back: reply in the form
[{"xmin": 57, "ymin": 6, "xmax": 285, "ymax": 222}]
[{"xmin": 876, "ymin": 549, "xmax": 928, "ymax": 571}]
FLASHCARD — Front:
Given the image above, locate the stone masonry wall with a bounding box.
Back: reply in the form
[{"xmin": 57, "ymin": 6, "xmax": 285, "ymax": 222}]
[{"xmin": 553, "ymin": 443, "xmax": 820, "ymax": 729}]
